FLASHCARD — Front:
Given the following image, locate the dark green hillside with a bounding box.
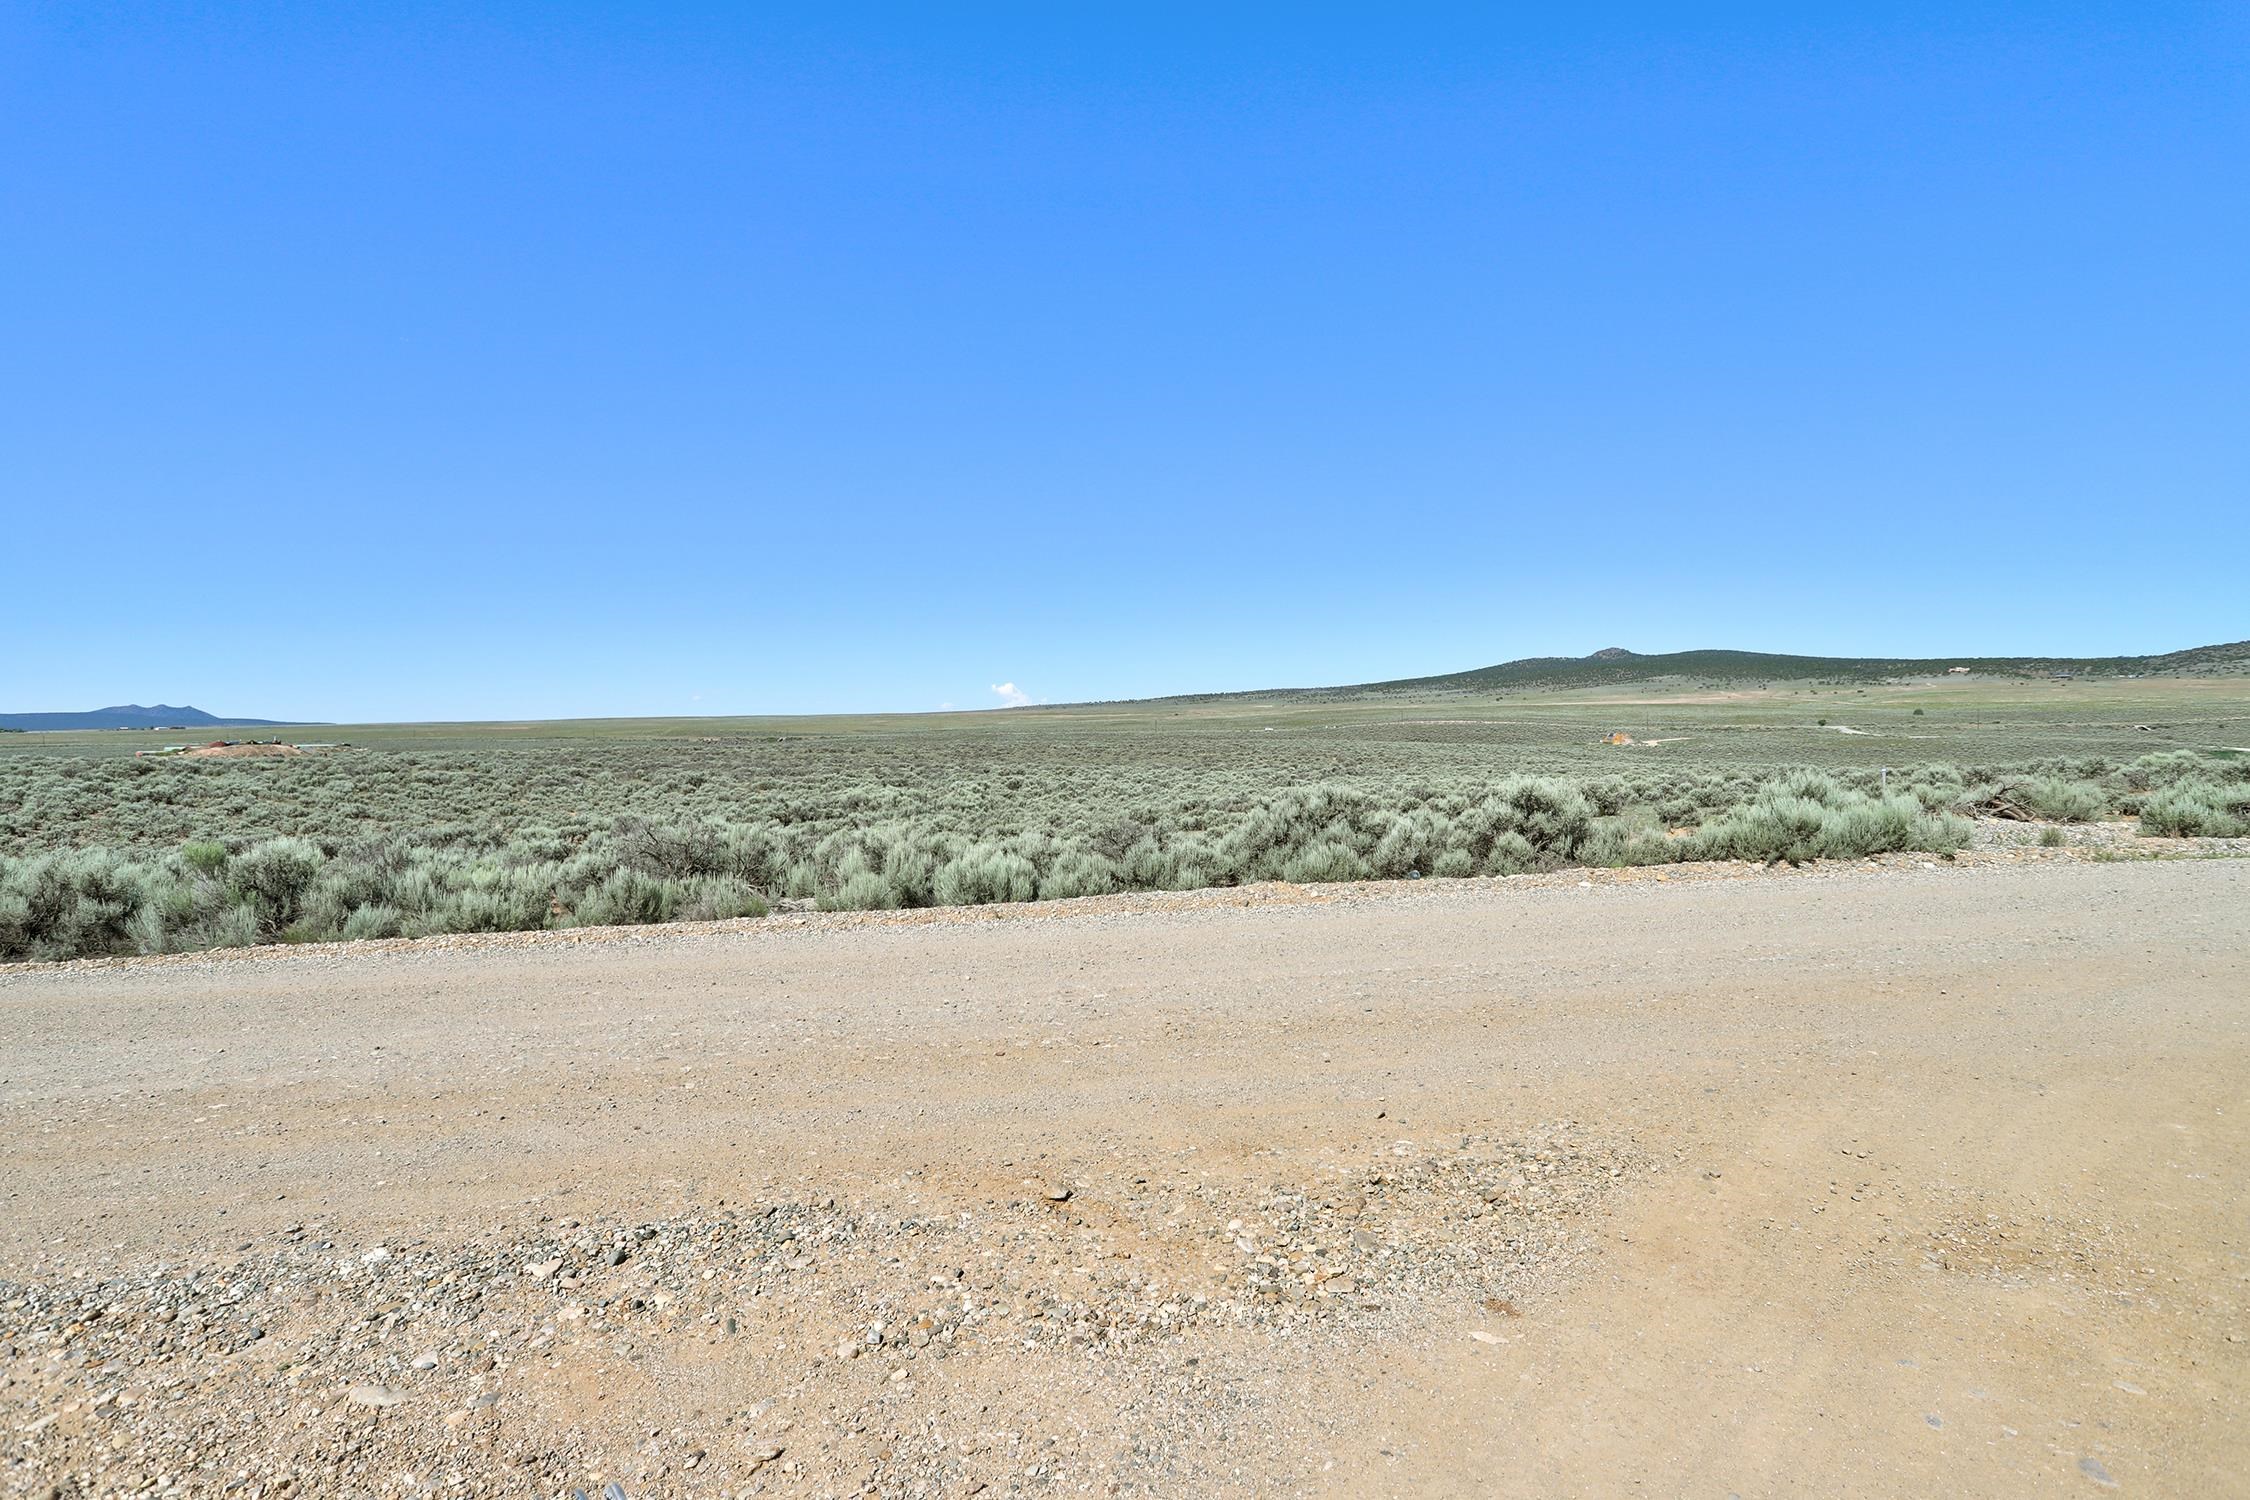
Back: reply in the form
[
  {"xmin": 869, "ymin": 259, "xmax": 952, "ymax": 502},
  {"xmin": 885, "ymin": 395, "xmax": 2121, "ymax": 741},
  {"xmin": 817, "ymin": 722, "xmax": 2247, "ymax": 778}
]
[{"xmin": 1148, "ymin": 639, "xmax": 2250, "ymax": 703}]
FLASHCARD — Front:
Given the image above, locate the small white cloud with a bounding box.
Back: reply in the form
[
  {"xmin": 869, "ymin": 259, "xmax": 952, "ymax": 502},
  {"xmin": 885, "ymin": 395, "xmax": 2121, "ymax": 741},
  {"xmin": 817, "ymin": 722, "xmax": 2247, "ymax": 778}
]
[
  {"xmin": 937, "ymin": 701, "xmax": 955, "ymax": 711},
  {"xmin": 990, "ymin": 682, "xmax": 1033, "ymax": 708}
]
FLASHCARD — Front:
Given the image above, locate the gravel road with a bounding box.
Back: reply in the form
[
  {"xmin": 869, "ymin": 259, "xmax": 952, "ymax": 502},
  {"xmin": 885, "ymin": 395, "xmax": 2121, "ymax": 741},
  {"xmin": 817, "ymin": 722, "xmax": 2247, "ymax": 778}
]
[{"xmin": 3, "ymin": 858, "xmax": 2245, "ymax": 1498}]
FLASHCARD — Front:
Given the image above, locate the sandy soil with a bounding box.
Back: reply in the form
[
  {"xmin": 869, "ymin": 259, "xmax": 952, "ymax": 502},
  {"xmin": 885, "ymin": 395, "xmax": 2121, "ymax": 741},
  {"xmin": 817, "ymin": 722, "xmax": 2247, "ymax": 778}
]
[
  {"xmin": 178, "ymin": 745, "xmax": 308, "ymax": 759},
  {"xmin": 3, "ymin": 860, "xmax": 2245, "ymax": 1498}
]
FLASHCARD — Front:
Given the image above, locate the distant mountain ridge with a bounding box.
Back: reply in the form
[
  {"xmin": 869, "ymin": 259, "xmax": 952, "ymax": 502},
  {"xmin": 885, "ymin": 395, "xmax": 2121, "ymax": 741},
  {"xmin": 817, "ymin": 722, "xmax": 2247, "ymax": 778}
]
[
  {"xmin": 0, "ymin": 705, "xmax": 303, "ymax": 732},
  {"xmin": 1137, "ymin": 639, "xmax": 2250, "ymax": 704}
]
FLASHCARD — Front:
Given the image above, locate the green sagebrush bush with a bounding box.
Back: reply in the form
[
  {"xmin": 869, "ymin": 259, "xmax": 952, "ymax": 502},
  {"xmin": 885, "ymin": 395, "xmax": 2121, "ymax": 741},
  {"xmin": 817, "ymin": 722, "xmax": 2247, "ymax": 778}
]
[
  {"xmin": 933, "ymin": 844, "xmax": 1039, "ymax": 906},
  {"xmin": 2011, "ymin": 776, "xmax": 2108, "ymax": 823},
  {"xmin": 2138, "ymin": 782, "xmax": 2250, "ymax": 838},
  {"xmin": 1688, "ymin": 783, "xmax": 1969, "ymax": 865},
  {"xmin": 5, "ymin": 746, "xmax": 2239, "ymax": 961}
]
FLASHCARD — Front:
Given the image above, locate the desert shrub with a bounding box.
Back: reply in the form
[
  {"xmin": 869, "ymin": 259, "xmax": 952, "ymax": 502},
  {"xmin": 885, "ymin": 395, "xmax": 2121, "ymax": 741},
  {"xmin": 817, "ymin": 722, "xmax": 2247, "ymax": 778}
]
[
  {"xmin": 1118, "ymin": 835, "xmax": 1167, "ymax": 888},
  {"xmin": 1692, "ymin": 791, "xmax": 1965, "ymax": 864},
  {"xmin": 1772, "ymin": 768, "xmax": 1844, "ymax": 804},
  {"xmin": 1813, "ymin": 796, "xmax": 1963, "ymax": 858},
  {"xmin": 933, "ymin": 844, "xmax": 1039, "ymax": 906},
  {"xmin": 575, "ymin": 868, "xmax": 683, "ymax": 927},
  {"xmin": 1219, "ymin": 785, "xmax": 1356, "ymax": 883},
  {"xmin": 4, "ymin": 717, "xmax": 2165, "ymax": 960},
  {"xmin": 820, "ymin": 871, "xmax": 901, "ymax": 911},
  {"xmin": 681, "ymin": 876, "xmax": 771, "ymax": 921},
  {"xmin": 1691, "ymin": 794, "xmax": 1828, "ymax": 864},
  {"xmin": 624, "ymin": 821, "xmax": 729, "ymax": 878},
  {"xmin": 1584, "ymin": 777, "xmax": 1633, "ymax": 816},
  {"xmin": 1156, "ymin": 833, "xmax": 1222, "ymax": 890},
  {"xmin": 1039, "ymin": 850, "xmax": 1121, "ymax": 900},
  {"xmin": 2127, "ymin": 751, "xmax": 2249, "ymax": 792},
  {"xmin": 183, "ymin": 903, "xmax": 262, "ymax": 952},
  {"xmin": 1482, "ymin": 831, "xmax": 1540, "ymax": 875},
  {"xmin": 719, "ymin": 825, "xmax": 786, "ymax": 888},
  {"xmin": 1280, "ymin": 839, "xmax": 1369, "ymax": 884},
  {"xmin": 436, "ymin": 878, "xmax": 552, "ymax": 933},
  {"xmin": 340, "ymin": 904, "xmax": 405, "ymax": 940},
  {"xmin": 2012, "ymin": 777, "xmax": 2107, "ymax": 823},
  {"xmin": 1491, "ymin": 777, "xmax": 1594, "ymax": 861},
  {"xmin": 228, "ymin": 837, "xmax": 324, "ymax": 934},
  {"xmin": 1581, "ymin": 823, "xmax": 1677, "ymax": 867},
  {"xmin": 876, "ymin": 839, "xmax": 942, "ymax": 907},
  {"xmin": 1901, "ymin": 775, "xmax": 1968, "ymax": 813},
  {"xmin": 2138, "ymin": 783, "xmax": 2250, "ymax": 837},
  {"xmin": 1368, "ymin": 809, "xmax": 1446, "ymax": 878},
  {"xmin": 0, "ymin": 850, "xmax": 145, "ymax": 959}
]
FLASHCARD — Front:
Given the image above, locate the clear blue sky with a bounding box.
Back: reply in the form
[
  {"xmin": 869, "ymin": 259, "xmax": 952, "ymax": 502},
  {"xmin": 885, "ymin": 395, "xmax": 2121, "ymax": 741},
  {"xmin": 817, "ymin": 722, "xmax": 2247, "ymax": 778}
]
[{"xmin": 4, "ymin": 4, "xmax": 2244, "ymax": 721}]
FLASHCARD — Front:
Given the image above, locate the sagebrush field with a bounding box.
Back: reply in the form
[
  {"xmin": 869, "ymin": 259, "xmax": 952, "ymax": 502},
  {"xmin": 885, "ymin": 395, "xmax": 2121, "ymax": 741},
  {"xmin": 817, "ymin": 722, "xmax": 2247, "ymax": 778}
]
[{"xmin": 3, "ymin": 676, "xmax": 2245, "ymax": 961}]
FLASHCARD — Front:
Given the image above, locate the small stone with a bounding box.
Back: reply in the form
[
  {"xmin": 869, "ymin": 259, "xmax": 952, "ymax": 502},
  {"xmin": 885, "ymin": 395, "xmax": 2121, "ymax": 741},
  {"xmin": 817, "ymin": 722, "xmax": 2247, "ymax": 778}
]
[
  {"xmin": 410, "ymin": 1352, "xmax": 439, "ymax": 1371},
  {"xmin": 348, "ymin": 1385, "xmax": 403, "ymax": 1408},
  {"xmin": 2078, "ymin": 1457, "xmax": 2118, "ymax": 1488},
  {"xmin": 1043, "ymin": 1185, "xmax": 1073, "ymax": 1203},
  {"xmin": 1469, "ymin": 1331, "xmax": 1502, "ymax": 1345},
  {"xmin": 525, "ymin": 1259, "xmax": 562, "ymax": 1280},
  {"xmin": 605, "ymin": 1246, "xmax": 629, "ymax": 1267}
]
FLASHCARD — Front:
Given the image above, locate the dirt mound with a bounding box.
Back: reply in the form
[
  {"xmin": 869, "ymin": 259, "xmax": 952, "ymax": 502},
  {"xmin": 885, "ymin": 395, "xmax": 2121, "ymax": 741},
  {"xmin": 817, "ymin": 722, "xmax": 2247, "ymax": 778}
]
[{"xmin": 182, "ymin": 743, "xmax": 303, "ymax": 758}]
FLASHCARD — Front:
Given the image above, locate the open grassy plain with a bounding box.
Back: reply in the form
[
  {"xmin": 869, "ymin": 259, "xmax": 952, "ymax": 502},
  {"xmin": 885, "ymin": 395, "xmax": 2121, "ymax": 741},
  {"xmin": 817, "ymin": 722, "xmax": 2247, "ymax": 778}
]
[{"xmin": 4, "ymin": 675, "xmax": 2247, "ymax": 961}]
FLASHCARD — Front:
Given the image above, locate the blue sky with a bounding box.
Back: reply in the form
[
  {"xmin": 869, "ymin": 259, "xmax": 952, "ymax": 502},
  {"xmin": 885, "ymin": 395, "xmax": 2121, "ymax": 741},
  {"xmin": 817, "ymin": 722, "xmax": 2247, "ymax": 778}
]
[{"xmin": 4, "ymin": 3, "xmax": 2244, "ymax": 720}]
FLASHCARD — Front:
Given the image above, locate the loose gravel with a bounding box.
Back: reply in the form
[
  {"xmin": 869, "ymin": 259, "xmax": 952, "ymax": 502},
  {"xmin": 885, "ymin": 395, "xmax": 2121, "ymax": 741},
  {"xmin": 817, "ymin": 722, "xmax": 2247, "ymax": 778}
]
[{"xmin": 5, "ymin": 1128, "xmax": 1634, "ymax": 1497}]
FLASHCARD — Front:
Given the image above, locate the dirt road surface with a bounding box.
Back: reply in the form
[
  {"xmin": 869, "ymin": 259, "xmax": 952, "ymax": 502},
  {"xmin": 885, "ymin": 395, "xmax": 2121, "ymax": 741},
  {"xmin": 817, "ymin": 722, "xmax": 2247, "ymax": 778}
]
[{"xmin": 4, "ymin": 859, "xmax": 2245, "ymax": 1498}]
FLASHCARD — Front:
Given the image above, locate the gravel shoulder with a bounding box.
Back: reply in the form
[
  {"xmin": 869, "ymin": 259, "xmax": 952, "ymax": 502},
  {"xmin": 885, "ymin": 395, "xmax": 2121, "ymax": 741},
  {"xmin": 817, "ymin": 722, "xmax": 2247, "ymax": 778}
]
[{"xmin": 3, "ymin": 857, "xmax": 2246, "ymax": 1497}]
